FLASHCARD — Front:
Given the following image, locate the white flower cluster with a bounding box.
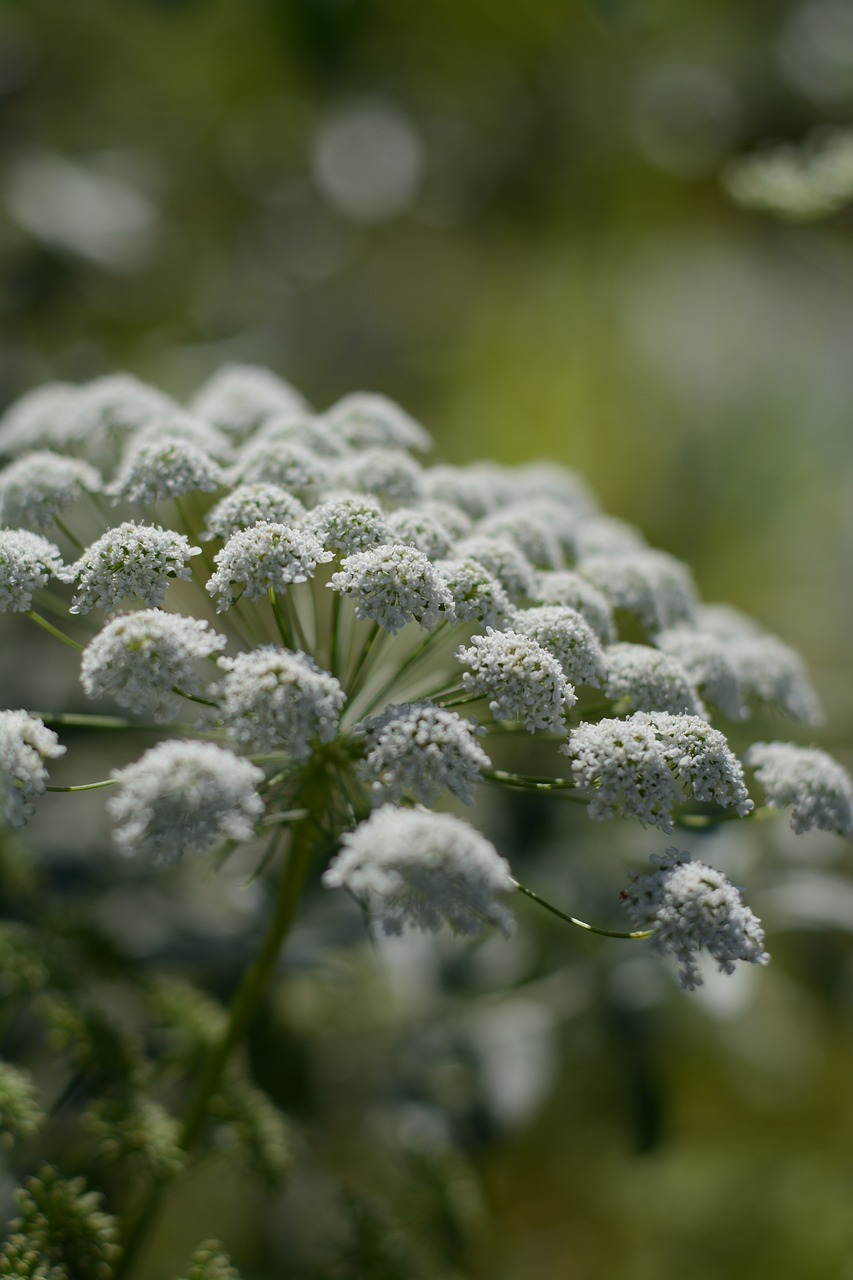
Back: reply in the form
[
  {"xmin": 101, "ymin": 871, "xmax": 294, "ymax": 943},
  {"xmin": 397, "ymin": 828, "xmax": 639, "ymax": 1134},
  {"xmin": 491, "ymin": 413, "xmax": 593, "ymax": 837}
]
[
  {"xmin": 0, "ymin": 451, "xmax": 102, "ymax": 532},
  {"xmin": 206, "ymin": 522, "xmax": 332, "ymax": 612},
  {"xmin": 564, "ymin": 711, "xmax": 752, "ymax": 830},
  {"xmin": 0, "ymin": 711, "xmax": 65, "ymax": 829},
  {"xmin": 456, "ymin": 628, "xmax": 575, "ymax": 733},
  {"xmin": 80, "ymin": 610, "xmax": 227, "ymax": 721},
  {"xmin": 0, "ymin": 529, "xmax": 63, "ymax": 611},
  {"xmin": 744, "ymin": 742, "xmax": 853, "ymax": 836},
  {"xmin": 622, "ymin": 848, "xmax": 770, "ymax": 990},
  {"xmin": 0, "ymin": 362, "xmax": 848, "ymax": 988},
  {"xmin": 108, "ymin": 741, "xmax": 264, "ymax": 864},
  {"xmin": 322, "ymin": 805, "xmax": 515, "ymax": 937},
  {"xmin": 202, "ymin": 484, "xmax": 306, "ymax": 542},
  {"xmin": 215, "ymin": 647, "xmax": 345, "ymax": 757},
  {"xmin": 357, "ymin": 701, "xmax": 490, "ymax": 805},
  {"xmin": 61, "ymin": 522, "xmax": 201, "ymax": 615},
  {"xmin": 329, "ymin": 543, "xmax": 452, "ymax": 633},
  {"xmin": 107, "ymin": 434, "xmax": 226, "ymax": 506}
]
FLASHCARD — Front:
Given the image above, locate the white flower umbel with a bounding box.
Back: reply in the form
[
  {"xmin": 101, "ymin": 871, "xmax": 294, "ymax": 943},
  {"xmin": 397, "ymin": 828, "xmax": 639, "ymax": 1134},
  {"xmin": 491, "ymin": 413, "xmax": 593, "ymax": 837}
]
[
  {"xmin": 654, "ymin": 627, "xmax": 747, "ymax": 721},
  {"xmin": 0, "ymin": 710, "xmax": 65, "ymax": 829},
  {"xmin": 231, "ymin": 437, "xmax": 330, "ymax": 499},
  {"xmin": 108, "ymin": 740, "xmax": 264, "ymax": 864},
  {"xmin": 0, "ymin": 452, "xmax": 102, "ymax": 532},
  {"xmin": 0, "ymin": 529, "xmax": 64, "ymax": 611},
  {"xmin": 71, "ymin": 374, "xmax": 177, "ymax": 446},
  {"xmin": 456, "ymin": 533, "xmax": 536, "ymax": 603},
  {"xmin": 477, "ymin": 509, "xmax": 565, "ymax": 571},
  {"xmin": 386, "ymin": 507, "xmax": 458, "ymax": 559},
  {"xmin": 422, "ymin": 462, "xmax": 507, "ymax": 518},
  {"xmin": 323, "ymin": 805, "xmax": 515, "ymax": 936},
  {"xmin": 60, "ymin": 523, "xmax": 201, "ymax": 615},
  {"xmin": 512, "ymin": 605, "xmax": 606, "ymax": 687},
  {"xmin": 189, "ymin": 363, "xmax": 308, "ymax": 438},
  {"xmin": 0, "ymin": 382, "xmax": 80, "ymax": 457},
  {"xmin": 323, "ymin": 391, "xmax": 433, "ymax": 453},
  {"xmin": 725, "ymin": 634, "xmax": 823, "ymax": 725},
  {"xmin": 329, "ymin": 543, "xmax": 453, "ymax": 634},
  {"xmin": 563, "ymin": 711, "xmax": 752, "ymax": 830},
  {"xmin": 206, "ymin": 522, "xmax": 332, "ymax": 612},
  {"xmin": 456, "ymin": 628, "xmax": 576, "ymax": 733},
  {"xmin": 692, "ymin": 604, "xmax": 823, "ymax": 723},
  {"xmin": 622, "ymin": 848, "xmax": 770, "ymax": 991},
  {"xmin": 201, "ymin": 484, "xmax": 306, "ymax": 542},
  {"xmin": 744, "ymin": 742, "xmax": 853, "ymax": 837},
  {"xmin": 532, "ymin": 569, "xmax": 616, "ymax": 643},
  {"xmin": 356, "ymin": 701, "xmax": 490, "ymax": 806},
  {"xmin": 302, "ymin": 493, "xmax": 391, "ymax": 556},
  {"xmin": 602, "ymin": 643, "xmax": 708, "ymax": 718},
  {"xmin": 80, "ymin": 610, "xmax": 227, "ymax": 721},
  {"xmin": 328, "ymin": 447, "xmax": 424, "ymax": 507},
  {"xmin": 580, "ymin": 548, "xmax": 698, "ymax": 635},
  {"xmin": 107, "ymin": 436, "xmax": 225, "ymax": 506},
  {"xmin": 216, "ymin": 647, "xmax": 345, "ymax": 757},
  {"xmin": 573, "ymin": 515, "xmax": 646, "ymax": 559},
  {"xmin": 435, "ymin": 557, "xmax": 514, "ymax": 629}
]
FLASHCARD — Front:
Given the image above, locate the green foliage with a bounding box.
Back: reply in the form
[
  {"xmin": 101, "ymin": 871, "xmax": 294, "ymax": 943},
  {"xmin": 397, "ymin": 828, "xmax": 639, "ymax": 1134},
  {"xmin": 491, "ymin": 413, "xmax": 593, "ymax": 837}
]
[
  {"xmin": 178, "ymin": 1240, "xmax": 241, "ymax": 1280},
  {"xmin": 0, "ymin": 1061, "xmax": 45, "ymax": 1152},
  {"xmin": 0, "ymin": 1167, "xmax": 121, "ymax": 1280}
]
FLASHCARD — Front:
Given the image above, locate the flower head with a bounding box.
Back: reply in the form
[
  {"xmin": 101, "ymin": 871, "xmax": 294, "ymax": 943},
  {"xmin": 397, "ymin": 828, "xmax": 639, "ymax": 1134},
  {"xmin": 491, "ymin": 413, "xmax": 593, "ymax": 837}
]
[
  {"xmin": 512, "ymin": 605, "xmax": 606, "ymax": 687},
  {"xmin": 107, "ymin": 435, "xmax": 225, "ymax": 505},
  {"xmin": 0, "ymin": 529, "xmax": 63, "ymax": 611},
  {"xmin": 456, "ymin": 533, "xmax": 536, "ymax": 603},
  {"xmin": 532, "ymin": 569, "xmax": 616, "ymax": 643},
  {"xmin": 477, "ymin": 508, "xmax": 565, "ymax": 571},
  {"xmin": 435, "ymin": 557, "xmax": 514, "ymax": 629},
  {"xmin": 356, "ymin": 701, "xmax": 490, "ymax": 805},
  {"xmin": 80, "ymin": 610, "xmax": 227, "ymax": 721},
  {"xmin": 329, "ymin": 447, "xmax": 424, "ymax": 507},
  {"xmin": 456, "ymin": 628, "xmax": 576, "ymax": 733},
  {"xmin": 189, "ymin": 363, "xmax": 308, "ymax": 438},
  {"xmin": 324, "ymin": 391, "xmax": 432, "ymax": 453},
  {"xmin": 61, "ymin": 523, "xmax": 201, "ymax": 615},
  {"xmin": 108, "ymin": 740, "xmax": 264, "ymax": 863},
  {"xmin": 744, "ymin": 741, "xmax": 853, "ymax": 836},
  {"xmin": 202, "ymin": 484, "xmax": 306, "ymax": 542},
  {"xmin": 216, "ymin": 647, "xmax": 345, "ymax": 756},
  {"xmin": 563, "ymin": 711, "xmax": 751, "ymax": 830},
  {"xmin": 580, "ymin": 548, "xmax": 698, "ymax": 635},
  {"xmin": 654, "ymin": 626, "xmax": 747, "ymax": 721},
  {"xmin": 601, "ymin": 642, "xmax": 707, "ymax": 718},
  {"xmin": 0, "ymin": 711, "xmax": 65, "ymax": 829},
  {"xmin": 622, "ymin": 848, "xmax": 770, "ymax": 990},
  {"xmin": 303, "ymin": 492, "xmax": 391, "ymax": 556},
  {"xmin": 206, "ymin": 522, "xmax": 331, "ymax": 612},
  {"xmin": 0, "ymin": 451, "xmax": 102, "ymax": 532},
  {"xmin": 323, "ymin": 805, "xmax": 515, "ymax": 936},
  {"xmin": 329, "ymin": 543, "xmax": 453, "ymax": 633}
]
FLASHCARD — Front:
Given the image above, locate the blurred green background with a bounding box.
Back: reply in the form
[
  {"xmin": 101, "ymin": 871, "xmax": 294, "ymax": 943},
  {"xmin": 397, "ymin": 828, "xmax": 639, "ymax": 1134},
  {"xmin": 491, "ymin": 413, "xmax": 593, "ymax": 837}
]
[{"xmin": 2, "ymin": 0, "xmax": 853, "ymax": 1276}]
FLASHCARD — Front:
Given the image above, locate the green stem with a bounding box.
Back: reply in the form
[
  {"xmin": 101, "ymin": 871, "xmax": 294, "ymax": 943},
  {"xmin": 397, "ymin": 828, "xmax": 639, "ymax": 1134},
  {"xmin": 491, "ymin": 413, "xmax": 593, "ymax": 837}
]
[
  {"xmin": 114, "ymin": 800, "xmax": 321, "ymax": 1279},
  {"xmin": 32, "ymin": 711, "xmax": 191, "ymax": 733},
  {"xmin": 355, "ymin": 621, "xmax": 450, "ymax": 719},
  {"xmin": 27, "ymin": 611, "xmax": 84, "ymax": 652},
  {"xmin": 269, "ymin": 588, "xmax": 295, "ymax": 650},
  {"xmin": 53, "ymin": 515, "xmax": 85, "ymax": 552},
  {"xmin": 46, "ymin": 779, "xmax": 117, "ymax": 793},
  {"xmin": 172, "ymin": 686, "xmax": 219, "ymax": 709},
  {"xmin": 483, "ymin": 768, "xmax": 582, "ymax": 795},
  {"xmin": 329, "ymin": 588, "xmax": 342, "ymax": 679},
  {"xmin": 345, "ymin": 621, "xmax": 384, "ymax": 701},
  {"xmin": 513, "ymin": 880, "xmax": 652, "ymax": 940}
]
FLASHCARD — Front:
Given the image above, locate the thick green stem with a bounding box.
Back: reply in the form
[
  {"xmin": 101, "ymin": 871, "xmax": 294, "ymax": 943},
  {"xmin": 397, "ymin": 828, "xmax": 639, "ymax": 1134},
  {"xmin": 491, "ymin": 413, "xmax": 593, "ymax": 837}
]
[
  {"xmin": 513, "ymin": 880, "xmax": 651, "ymax": 940},
  {"xmin": 114, "ymin": 785, "xmax": 325, "ymax": 1279}
]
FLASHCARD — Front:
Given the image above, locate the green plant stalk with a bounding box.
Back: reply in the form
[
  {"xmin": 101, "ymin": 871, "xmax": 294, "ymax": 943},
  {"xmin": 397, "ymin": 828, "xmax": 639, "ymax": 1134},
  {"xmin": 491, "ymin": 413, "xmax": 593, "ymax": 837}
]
[
  {"xmin": 114, "ymin": 784, "xmax": 324, "ymax": 1280},
  {"xmin": 513, "ymin": 880, "xmax": 651, "ymax": 940}
]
